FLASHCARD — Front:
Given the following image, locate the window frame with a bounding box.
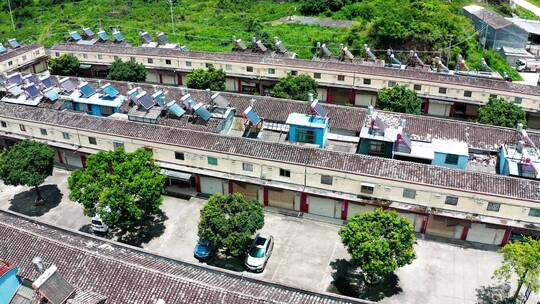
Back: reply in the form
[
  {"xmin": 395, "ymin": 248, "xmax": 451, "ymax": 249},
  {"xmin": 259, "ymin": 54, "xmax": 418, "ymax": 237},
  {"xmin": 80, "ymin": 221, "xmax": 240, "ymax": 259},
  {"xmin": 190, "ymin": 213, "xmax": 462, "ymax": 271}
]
[
  {"xmin": 486, "ymin": 202, "xmax": 501, "ymax": 212},
  {"xmin": 175, "ymin": 152, "xmax": 185, "ymax": 160},
  {"xmin": 363, "ymin": 78, "xmax": 371, "ymax": 85},
  {"xmin": 321, "ymin": 175, "xmax": 333, "ymax": 185},
  {"xmin": 268, "ymin": 68, "xmax": 275, "ymax": 75},
  {"xmin": 165, "ymin": 59, "xmax": 172, "ymax": 65},
  {"xmin": 40, "ymin": 128, "xmax": 48, "ymax": 136},
  {"xmin": 464, "ymin": 90, "xmax": 472, "ymax": 98},
  {"xmin": 62, "ymin": 132, "xmax": 70, "ymax": 140},
  {"xmin": 314, "ymin": 72, "xmax": 321, "ymax": 79},
  {"xmin": 438, "ymin": 87, "xmax": 447, "ymax": 94},
  {"xmin": 388, "ymin": 81, "xmax": 396, "ymax": 87},
  {"xmin": 147, "ymin": 58, "xmax": 154, "ymax": 64},
  {"xmin": 529, "ymin": 208, "xmax": 540, "ymax": 217},
  {"xmin": 246, "ymin": 66, "xmax": 254, "ymax": 72},
  {"xmin": 413, "ymin": 84, "xmax": 421, "ymax": 91},
  {"xmin": 337, "ymin": 75, "xmax": 345, "ymax": 81},
  {"xmin": 445, "ymin": 196, "xmax": 459, "ymax": 206},
  {"xmin": 242, "ymin": 162, "xmax": 254, "ymax": 172},
  {"xmin": 207, "ymin": 156, "xmax": 218, "ymax": 166},
  {"xmin": 279, "ymin": 168, "xmax": 291, "ymax": 178},
  {"xmin": 360, "ymin": 184, "xmax": 374, "ymax": 195},
  {"xmin": 444, "ymin": 154, "xmax": 459, "ymax": 165},
  {"xmin": 0, "ymin": 121, "xmax": 7, "ymax": 128},
  {"xmin": 19, "ymin": 124, "xmax": 26, "ymax": 132},
  {"xmin": 88, "ymin": 137, "xmax": 97, "ymax": 145},
  {"xmin": 403, "ymin": 188, "xmax": 416, "ymax": 199},
  {"xmin": 296, "ymin": 129, "xmax": 315, "ymax": 144},
  {"xmin": 113, "ymin": 141, "xmax": 124, "ymax": 150}
]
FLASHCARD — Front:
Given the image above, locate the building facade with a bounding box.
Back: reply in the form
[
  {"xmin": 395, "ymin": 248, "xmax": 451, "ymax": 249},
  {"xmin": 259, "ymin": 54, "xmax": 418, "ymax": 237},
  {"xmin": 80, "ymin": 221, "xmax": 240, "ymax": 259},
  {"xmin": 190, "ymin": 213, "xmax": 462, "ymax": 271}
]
[{"xmin": 1, "ymin": 43, "xmax": 48, "ymax": 75}]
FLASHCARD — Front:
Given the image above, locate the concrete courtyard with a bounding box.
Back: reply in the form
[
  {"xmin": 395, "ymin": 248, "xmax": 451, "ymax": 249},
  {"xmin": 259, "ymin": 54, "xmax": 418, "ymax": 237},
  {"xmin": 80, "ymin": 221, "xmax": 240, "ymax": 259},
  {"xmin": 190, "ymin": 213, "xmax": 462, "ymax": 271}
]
[{"xmin": 1, "ymin": 168, "xmax": 538, "ymax": 303}]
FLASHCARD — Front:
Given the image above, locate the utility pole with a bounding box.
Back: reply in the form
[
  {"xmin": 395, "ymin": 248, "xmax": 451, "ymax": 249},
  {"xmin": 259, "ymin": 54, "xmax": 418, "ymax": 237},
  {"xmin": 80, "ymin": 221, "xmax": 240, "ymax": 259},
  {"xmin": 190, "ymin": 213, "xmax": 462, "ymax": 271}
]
[
  {"xmin": 446, "ymin": 35, "xmax": 453, "ymax": 67},
  {"xmin": 169, "ymin": 0, "xmax": 175, "ymax": 34},
  {"xmin": 7, "ymin": 0, "xmax": 16, "ymax": 31}
]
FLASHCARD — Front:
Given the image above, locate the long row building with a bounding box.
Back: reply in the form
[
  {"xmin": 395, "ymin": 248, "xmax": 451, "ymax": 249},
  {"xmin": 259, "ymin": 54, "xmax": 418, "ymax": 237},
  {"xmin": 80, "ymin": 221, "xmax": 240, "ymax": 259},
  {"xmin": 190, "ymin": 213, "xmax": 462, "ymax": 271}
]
[{"xmin": 0, "ymin": 73, "xmax": 539, "ymax": 247}]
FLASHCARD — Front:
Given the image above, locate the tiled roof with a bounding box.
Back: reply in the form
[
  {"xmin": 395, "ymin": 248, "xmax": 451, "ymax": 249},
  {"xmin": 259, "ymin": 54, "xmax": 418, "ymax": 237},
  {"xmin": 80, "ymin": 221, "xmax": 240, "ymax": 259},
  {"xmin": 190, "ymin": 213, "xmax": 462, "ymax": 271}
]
[
  {"xmin": 0, "ymin": 44, "xmax": 42, "ymax": 62},
  {"xmin": 49, "ymin": 44, "xmax": 540, "ymax": 96},
  {"xmin": 0, "ymin": 210, "xmax": 369, "ymax": 304},
  {"xmin": 0, "ymin": 102, "xmax": 539, "ymax": 202}
]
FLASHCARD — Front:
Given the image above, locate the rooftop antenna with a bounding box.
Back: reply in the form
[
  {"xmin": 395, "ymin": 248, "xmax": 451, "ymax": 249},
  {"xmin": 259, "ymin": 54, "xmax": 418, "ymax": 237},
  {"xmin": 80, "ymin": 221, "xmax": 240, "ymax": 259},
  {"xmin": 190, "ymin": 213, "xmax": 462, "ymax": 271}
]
[{"xmin": 32, "ymin": 256, "xmax": 45, "ymax": 273}]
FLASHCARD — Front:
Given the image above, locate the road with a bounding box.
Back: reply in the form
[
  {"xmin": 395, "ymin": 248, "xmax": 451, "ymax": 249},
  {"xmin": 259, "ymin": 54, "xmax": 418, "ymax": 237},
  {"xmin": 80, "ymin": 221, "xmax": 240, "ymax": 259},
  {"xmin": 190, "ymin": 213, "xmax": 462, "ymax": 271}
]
[{"xmin": 513, "ymin": 0, "xmax": 540, "ymax": 16}]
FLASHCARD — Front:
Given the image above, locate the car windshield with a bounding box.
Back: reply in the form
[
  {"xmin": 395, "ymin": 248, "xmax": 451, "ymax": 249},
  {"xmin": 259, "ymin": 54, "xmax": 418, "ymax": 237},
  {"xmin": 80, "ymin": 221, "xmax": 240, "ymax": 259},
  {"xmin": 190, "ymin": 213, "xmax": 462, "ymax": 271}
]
[
  {"xmin": 91, "ymin": 220, "xmax": 102, "ymax": 225},
  {"xmin": 249, "ymin": 247, "xmax": 265, "ymax": 258}
]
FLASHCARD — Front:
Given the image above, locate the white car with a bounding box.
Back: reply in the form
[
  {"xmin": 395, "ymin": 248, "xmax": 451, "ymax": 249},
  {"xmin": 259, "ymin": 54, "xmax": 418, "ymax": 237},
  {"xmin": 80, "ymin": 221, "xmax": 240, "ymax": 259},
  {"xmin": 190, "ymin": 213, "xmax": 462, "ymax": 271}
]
[
  {"xmin": 91, "ymin": 214, "xmax": 109, "ymax": 233},
  {"xmin": 245, "ymin": 234, "xmax": 274, "ymax": 272}
]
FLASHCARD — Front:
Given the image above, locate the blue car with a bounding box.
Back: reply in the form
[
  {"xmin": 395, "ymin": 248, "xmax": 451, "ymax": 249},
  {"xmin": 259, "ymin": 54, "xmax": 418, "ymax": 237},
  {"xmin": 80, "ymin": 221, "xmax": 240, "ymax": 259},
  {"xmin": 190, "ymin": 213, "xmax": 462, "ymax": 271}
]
[{"xmin": 194, "ymin": 239, "xmax": 214, "ymax": 260}]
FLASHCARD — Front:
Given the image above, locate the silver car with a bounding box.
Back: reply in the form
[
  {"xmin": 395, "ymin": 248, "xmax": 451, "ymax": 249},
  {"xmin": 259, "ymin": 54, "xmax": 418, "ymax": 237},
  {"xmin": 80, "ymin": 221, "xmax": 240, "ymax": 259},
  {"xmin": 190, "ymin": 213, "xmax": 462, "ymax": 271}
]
[{"xmin": 245, "ymin": 233, "xmax": 274, "ymax": 272}]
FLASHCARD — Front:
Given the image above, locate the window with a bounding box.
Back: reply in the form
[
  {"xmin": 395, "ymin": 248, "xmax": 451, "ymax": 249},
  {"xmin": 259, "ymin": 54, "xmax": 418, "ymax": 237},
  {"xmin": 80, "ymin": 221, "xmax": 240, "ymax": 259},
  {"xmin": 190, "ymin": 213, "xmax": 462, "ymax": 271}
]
[
  {"xmin": 439, "ymin": 87, "xmax": 447, "ymax": 94},
  {"xmin": 207, "ymin": 156, "xmax": 218, "ymax": 166},
  {"xmin": 514, "ymin": 97, "xmax": 522, "ymax": 104},
  {"xmin": 268, "ymin": 68, "xmax": 275, "ymax": 75},
  {"xmin": 337, "ymin": 75, "xmax": 345, "ymax": 81},
  {"xmin": 487, "ymin": 202, "xmax": 501, "ymax": 212},
  {"xmin": 186, "ymin": 61, "xmax": 192, "ymax": 67},
  {"xmin": 388, "ymin": 81, "xmax": 396, "ymax": 87},
  {"xmin": 444, "ymin": 154, "xmax": 459, "ymax": 165},
  {"xmin": 314, "ymin": 72, "xmax": 321, "ymax": 79},
  {"xmin": 62, "ymin": 132, "xmax": 70, "ymax": 140},
  {"xmin": 403, "ymin": 189, "xmax": 416, "ymax": 199},
  {"xmin": 88, "ymin": 137, "xmax": 97, "ymax": 145},
  {"xmin": 279, "ymin": 168, "xmax": 291, "ymax": 178},
  {"xmin": 175, "ymin": 152, "xmax": 185, "ymax": 160},
  {"xmin": 363, "ymin": 78, "xmax": 371, "ymax": 85},
  {"xmin": 464, "ymin": 90, "xmax": 472, "ymax": 98},
  {"xmin": 529, "ymin": 208, "xmax": 540, "ymax": 217},
  {"xmin": 130, "ymin": 57, "xmax": 136, "ymax": 62},
  {"xmin": 290, "ymin": 70, "xmax": 298, "ymax": 75},
  {"xmin": 0, "ymin": 121, "xmax": 6, "ymax": 128},
  {"xmin": 8, "ymin": 61, "xmax": 13, "ymax": 66},
  {"xmin": 242, "ymin": 163, "xmax": 253, "ymax": 172},
  {"xmin": 413, "ymin": 84, "xmax": 421, "ymax": 91},
  {"xmin": 321, "ymin": 175, "xmax": 333, "ymax": 185},
  {"xmin": 225, "ymin": 64, "xmax": 232, "ymax": 71},
  {"xmin": 113, "ymin": 56, "xmax": 119, "ymax": 60},
  {"xmin": 147, "ymin": 58, "xmax": 153, "ymax": 64},
  {"xmin": 205, "ymin": 63, "xmax": 212, "ymax": 68},
  {"xmin": 489, "ymin": 94, "xmax": 497, "ymax": 100},
  {"xmin": 55, "ymin": 52, "xmax": 60, "ymax": 57},
  {"xmin": 40, "ymin": 128, "xmax": 47, "ymax": 136},
  {"xmin": 82, "ymin": 54, "xmax": 87, "ymax": 59},
  {"xmin": 360, "ymin": 184, "xmax": 374, "ymax": 195},
  {"xmin": 19, "ymin": 124, "xmax": 26, "ymax": 132},
  {"xmin": 296, "ymin": 129, "xmax": 315, "ymax": 143},
  {"xmin": 101, "ymin": 106, "xmax": 113, "ymax": 115},
  {"xmin": 247, "ymin": 66, "xmax": 254, "ymax": 72},
  {"xmin": 97, "ymin": 54, "xmax": 103, "ymax": 60},
  {"xmin": 113, "ymin": 141, "xmax": 124, "ymax": 150},
  {"xmin": 368, "ymin": 141, "xmax": 385, "ymax": 155},
  {"xmin": 445, "ymin": 196, "xmax": 458, "ymax": 206},
  {"xmin": 165, "ymin": 59, "xmax": 171, "ymax": 65}
]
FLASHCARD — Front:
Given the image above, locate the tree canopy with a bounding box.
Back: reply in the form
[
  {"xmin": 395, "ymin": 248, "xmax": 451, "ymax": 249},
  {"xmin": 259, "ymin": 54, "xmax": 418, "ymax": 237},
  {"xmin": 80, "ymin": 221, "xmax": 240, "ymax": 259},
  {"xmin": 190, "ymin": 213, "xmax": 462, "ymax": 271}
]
[
  {"xmin": 478, "ymin": 97, "xmax": 527, "ymax": 128},
  {"xmin": 493, "ymin": 237, "xmax": 540, "ymax": 300},
  {"xmin": 107, "ymin": 59, "xmax": 147, "ymax": 82},
  {"xmin": 68, "ymin": 148, "xmax": 166, "ymax": 234},
  {"xmin": 271, "ymin": 73, "xmax": 318, "ymax": 101},
  {"xmin": 48, "ymin": 54, "xmax": 80, "ymax": 76},
  {"xmin": 198, "ymin": 193, "xmax": 264, "ymax": 257},
  {"xmin": 0, "ymin": 140, "xmax": 54, "ymax": 204},
  {"xmin": 186, "ymin": 65, "xmax": 226, "ymax": 91},
  {"xmin": 376, "ymin": 85, "xmax": 422, "ymax": 114},
  {"xmin": 339, "ymin": 209, "xmax": 416, "ymax": 283}
]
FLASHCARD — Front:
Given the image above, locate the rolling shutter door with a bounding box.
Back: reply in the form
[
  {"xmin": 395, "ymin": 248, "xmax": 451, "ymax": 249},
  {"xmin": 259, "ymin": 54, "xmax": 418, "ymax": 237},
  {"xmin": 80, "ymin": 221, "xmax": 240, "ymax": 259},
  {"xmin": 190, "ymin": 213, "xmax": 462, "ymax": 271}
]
[
  {"xmin": 426, "ymin": 216, "xmax": 457, "ymax": 238},
  {"xmin": 268, "ymin": 189, "xmax": 294, "ymax": 210},
  {"xmin": 232, "ymin": 182, "xmax": 259, "ymax": 201},
  {"xmin": 199, "ymin": 176, "xmax": 224, "ymax": 196},
  {"xmin": 63, "ymin": 151, "xmax": 83, "ymax": 168},
  {"xmin": 347, "ymin": 203, "xmax": 376, "ymax": 220},
  {"xmin": 466, "ymin": 223, "xmax": 505, "ymax": 245},
  {"xmin": 398, "ymin": 212, "xmax": 420, "ymax": 232},
  {"xmin": 308, "ymin": 196, "xmax": 338, "ymax": 218},
  {"xmin": 428, "ymin": 102, "xmax": 451, "ymax": 117}
]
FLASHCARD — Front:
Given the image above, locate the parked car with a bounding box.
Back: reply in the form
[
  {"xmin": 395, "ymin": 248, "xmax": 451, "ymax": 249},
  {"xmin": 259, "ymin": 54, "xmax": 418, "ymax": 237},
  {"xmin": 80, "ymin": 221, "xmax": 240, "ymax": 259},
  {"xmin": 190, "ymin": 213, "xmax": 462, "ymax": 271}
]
[
  {"xmin": 194, "ymin": 239, "xmax": 215, "ymax": 260},
  {"xmin": 245, "ymin": 234, "xmax": 274, "ymax": 272},
  {"xmin": 91, "ymin": 214, "xmax": 109, "ymax": 234}
]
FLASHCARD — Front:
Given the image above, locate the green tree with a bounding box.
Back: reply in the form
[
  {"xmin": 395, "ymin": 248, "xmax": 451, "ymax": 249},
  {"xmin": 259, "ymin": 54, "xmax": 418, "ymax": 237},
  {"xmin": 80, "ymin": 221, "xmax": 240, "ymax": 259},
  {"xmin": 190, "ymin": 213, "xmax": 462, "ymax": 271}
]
[
  {"xmin": 68, "ymin": 149, "xmax": 166, "ymax": 235},
  {"xmin": 198, "ymin": 193, "xmax": 264, "ymax": 257},
  {"xmin": 0, "ymin": 140, "xmax": 54, "ymax": 204},
  {"xmin": 493, "ymin": 238, "xmax": 540, "ymax": 300},
  {"xmin": 298, "ymin": 0, "xmax": 349, "ymax": 15},
  {"xmin": 107, "ymin": 59, "xmax": 147, "ymax": 82},
  {"xmin": 271, "ymin": 73, "xmax": 318, "ymax": 101},
  {"xmin": 186, "ymin": 65, "xmax": 226, "ymax": 91},
  {"xmin": 339, "ymin": 209, "xmax": 416, "ymax": 284},
  {"xmin": 377, "ymin": 85, "xmax": 422, "ymax": 114},
  {"xmin": 478, "ymin": 97, "xmax": 527, "ymax": 128},
  {"xmin": 48, "ymin": 54, "xmax": 80, "ymax": 76}
]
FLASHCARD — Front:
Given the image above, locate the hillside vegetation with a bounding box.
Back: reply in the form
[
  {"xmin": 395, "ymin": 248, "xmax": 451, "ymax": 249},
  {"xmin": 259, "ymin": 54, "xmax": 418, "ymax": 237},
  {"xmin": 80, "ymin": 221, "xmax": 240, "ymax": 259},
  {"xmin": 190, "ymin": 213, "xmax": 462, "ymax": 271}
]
[{"xmin": 0, "ymin": 0, "xmax": 523, "ymax": 79}]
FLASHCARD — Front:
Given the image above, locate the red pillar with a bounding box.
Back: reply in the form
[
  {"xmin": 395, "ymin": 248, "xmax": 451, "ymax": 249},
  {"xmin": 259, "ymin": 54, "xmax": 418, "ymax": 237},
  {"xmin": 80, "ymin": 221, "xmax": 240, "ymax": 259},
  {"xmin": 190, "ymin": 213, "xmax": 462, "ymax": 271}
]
[
  {"xmin": 300, "ymin": 192, "xmax": 308, "ymax": 213},
  {"xmin": 80, "ymin": 155, "xmax": 87, "ymax": 169},
  {"xmin": 56, "ymin": 149, "xmax": 64, "ymax": 164},
  {"xmin": 501, "ymin": 227, "xmax": 513, "ymax": 246},
  {"xmin": 341, "ymin": 200, "xmax": 348, "ymax": 220},
  {"xmin": 32, "ymin": 64, "xmax": 36, "ymax": 74},
  {"xmin": 237, "ymin": 77, "xmax": 242, "ymax": 93},
  {"xmin": 420, "ymin": 215, "xmax": 429, "ymax": 234},
  {"xmin": 460, "ymin": 225, "xmax": 469, "ymax": 241},
  {"xmin": 423, "ymin": 99, "xmax": 430, "ymax": 114},
  {"xmin": 228, "ymin": 180, "xmax": 234, "ymax": 194},
  {"xmin": 263, "ymin": 187, "xmax": 269, "ymax": 206},
  {"xmin": 159, "ymin": 73, "xmax": 164, "ymax": 84},
  {"xmin": 258, "ymin": 81, "xmax": 264, "ymax": 95},
  {"xmin": 349, "ymin": 89, "xmax": 356, "ymax": 105},
  {"xmin": 195, "ymin": 175, "xmax": 201, "ymax": 193},
  {"xmin": 449, "ymin": 103, "xmax": 456, "ymax": 117},
  {"xmin": 177, "ymin": 73, "xmax": 183, "ymax": 86},
  {"xmin": 326, "ymin": 87, "xmax": 333, "ymax": 104}
]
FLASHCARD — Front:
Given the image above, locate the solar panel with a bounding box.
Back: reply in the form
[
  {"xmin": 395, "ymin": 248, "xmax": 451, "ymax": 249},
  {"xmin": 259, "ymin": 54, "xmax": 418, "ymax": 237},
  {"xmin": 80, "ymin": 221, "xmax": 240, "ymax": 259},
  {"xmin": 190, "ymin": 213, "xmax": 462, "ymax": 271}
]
[
  {"xmin": 243, "ymin": 106, "xmax": 261, "ymax": 125},
  {"xmin": 193, "ymin": 103, "xmax": 212, "ymax": 121},
  {"xmin": 400, "ymin": 132, "xmax": 412, "ymax": 148},
  {"xmin": 82, "ymin": 27, "xmax": 94, "ymax": 37},
  {"xmin": 22, "ymin": 74, "xmax": 37, "ymax": 85},
  {"xmin": 167, "ymin": 101, "xmax": 186, "ymax": 117},
  {"xmin": 0, "ymin": 45, "xmax": 6, "ymax": 53},
  {"xmin": 136, "ymin": 92, "xmax": 155, "ymax": 110},
  {"xmin": 59, "ymin": 78, "xmax": 76, "ymax": 92},
  {"xmin": 256, "ymin": 40, "xmax": 267, "ymax": 52},
  {"xmin": 43, "ymin": 87, "xmax": 60, "ymax": 101},
  {"xmin": 152, "ymin": 91, "xmax": 166, "ymax": 106},
  {"xmin": 181, "ymin": 94, "xmax": 195, "ymax": 108},
  {"xmin": 25, "ymin": 84, "xmax": 40, "ymax": 98},
  {"xmin": 275, "ymin": 40, "xmax": 287, "ymax": 53},
  {"xmin": 112, "ymin": 30, "xmax": 124, "ymax": 42},
  {"xmin": 78, "ymin": 82, "xmax": 96, "ymax": 98},
  {"xmin": 140, "ymin": 32, "xmax": 152, "ymax": 43},
  {"xmin": 76, "ymin": 39, "xmax": 97, "ymax": 46},
  {"xmin": 321, "ymin": 44, "xmax": 332, "ymax": 57},
  {"xmin": 158, "ymin": 33, "xmax": 169, "ymax": 45},
  {"xmin": 8, "ymin": 38, "xmax": 20, "ymax": 49},
  {"xmin": 211, "ymin": 92, "xmax": 230, "ymax": 107},
  {"xmin": 69, "ymin": 31, "xmax": 81, "ymax": 41},
  {"xmin": 101, "ymin": 83, "xmax": 119, "ymax": 98},
  {"xmin": 98, "ymin": 30, "xmax": 108, "ymax": 41},
  {"xmin": 7, "ymin": 84, "xmax": 23, "ymax": 96},
  {"xmin": 235, "ymin": 39, "xmax": 247, "ymax": 51},
  {"xmin": 374, "ymin": 115, "xmax": 386, "ymax": 132},
  {"xmin": 310, "ymin": 100, "xmax": 328, "ymax": 118},
  {"xmin": 40, "ymin": 76, "xmax": 54, "ymax": 88},
  {"xmin": 7, "ymin": 73, "xmax": 22, "ymax": 85}
]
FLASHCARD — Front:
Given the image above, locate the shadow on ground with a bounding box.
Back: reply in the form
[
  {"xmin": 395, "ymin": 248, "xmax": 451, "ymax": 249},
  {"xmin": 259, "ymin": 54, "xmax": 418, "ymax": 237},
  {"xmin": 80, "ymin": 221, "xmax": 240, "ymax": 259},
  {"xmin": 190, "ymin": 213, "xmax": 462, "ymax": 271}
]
[
  {"xmin": 117, "ymin": 211, "xmax": 169, "ymax": 247},
  {"xmin": 476, "ymin": 283, "xmax": 520, "ymax": 304},
  {"xmin": 8, "ymin": 185, "xmax": 62, "ymax": 216},
  {"xmin": 206, "ymin": 254, "xmax": 245, "ymax": 272},
  {"xmin": 327, "ymin": 259, "xmax": 402, "ymax": 301}
]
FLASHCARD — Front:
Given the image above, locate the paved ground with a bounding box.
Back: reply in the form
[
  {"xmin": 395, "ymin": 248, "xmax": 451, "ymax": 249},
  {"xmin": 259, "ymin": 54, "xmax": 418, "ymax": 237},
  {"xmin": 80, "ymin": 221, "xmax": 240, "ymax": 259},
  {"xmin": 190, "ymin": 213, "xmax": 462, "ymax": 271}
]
[
  {"xmin": 513, "ymin": 0, "xmax": 540, "ymax": 16},
  {"xmin": 1, "ymin": 168, "xmax": 539, "ymax": 303}
]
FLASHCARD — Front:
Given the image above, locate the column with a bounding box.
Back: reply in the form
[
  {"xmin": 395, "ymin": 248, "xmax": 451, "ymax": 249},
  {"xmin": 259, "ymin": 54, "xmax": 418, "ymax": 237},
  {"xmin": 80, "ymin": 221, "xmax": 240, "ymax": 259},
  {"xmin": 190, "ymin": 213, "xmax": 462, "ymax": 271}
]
[
  {"xmin": 237, "ymin": 77, "xmax": 242, "ymax": 93},
  {"xmin": 423, "ymin": 99, "xmax": 430, "ymax": 114},
  {"xmin": 56, "ymin": 149, "xmax": 64, "ymax": 164},
  {"xmin": 258, "ymin": 81, "xmax": 264, "ymax": 95},
  {"xmin": 501, "ymin": 227, "xmax": 513, "ymax": 246},
  {"xmin": 159, "ymin": 73, "xmax": 164, "ymax": 84},
  {"xmin": 300, "ymin": 192, "xmax": 308, "ymax": 213},
  {"xmin": 263, "ymin": 187, "xmax": 269, "ymax": 206},
  {"xmin": 460, "ymin": 225, "xmax": 469, "ymax": 241},
  {"xmin": 341, "ymin": 200, "xmax": 349, "ymax": 220},
  {"xmin": 349, "ymin": 89, "xmax": 356, "ymax": 105},
  {"xmin": 195, "ymin": 175, "xmax": 201, "ymax": 193},
  {"xmin": 420, "ymin": 215, "xmax": 429, "ymax": 234},
  {"xmin": 80, "ymin": 155, "xmax": 87, "ymax": 169},
  {"xmin": 326, "ymin": 87, "xmax": 333, "ymax": 104},
  {"xmin": 228, "ymin": 180, "xmax": 234, "ymax": 194},
  {"xmin": 177, "ymin": 73, "xmax": 183, "ymax": 86}
]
